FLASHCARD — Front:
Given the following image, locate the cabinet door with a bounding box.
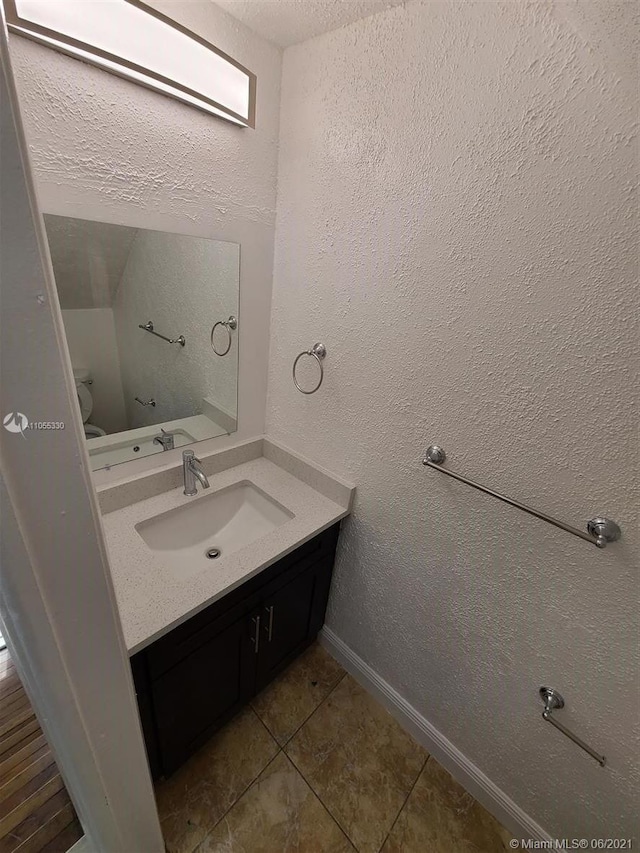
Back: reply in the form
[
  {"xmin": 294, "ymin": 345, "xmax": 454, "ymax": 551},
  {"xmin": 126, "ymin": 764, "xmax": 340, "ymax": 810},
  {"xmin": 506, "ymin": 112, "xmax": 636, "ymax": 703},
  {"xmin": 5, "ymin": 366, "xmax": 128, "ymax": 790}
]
[
  {"xmin": 256, "ymin": 557, "xmax": 333, "ymax": 691},
  {"xmin": 130, "ymin": 653, "xmax": 162, "ymax": 780},
  {"xmin": 151, "ymin": 613, "xmax": 256, "ymax": 776}
]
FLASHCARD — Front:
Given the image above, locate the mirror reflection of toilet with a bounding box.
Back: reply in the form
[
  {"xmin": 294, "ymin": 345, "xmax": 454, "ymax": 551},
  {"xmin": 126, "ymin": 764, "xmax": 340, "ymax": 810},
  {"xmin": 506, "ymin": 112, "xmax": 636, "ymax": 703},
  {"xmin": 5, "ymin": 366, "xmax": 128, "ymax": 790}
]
[{"xmin": 73, "ymin": 368, "xmax": 106, "ymax": 438}]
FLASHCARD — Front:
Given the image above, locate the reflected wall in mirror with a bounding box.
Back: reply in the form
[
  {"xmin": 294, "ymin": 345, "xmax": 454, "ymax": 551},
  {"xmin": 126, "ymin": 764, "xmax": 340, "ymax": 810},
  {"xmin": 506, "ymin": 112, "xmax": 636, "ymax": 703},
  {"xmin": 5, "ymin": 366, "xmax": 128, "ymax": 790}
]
[{"xmin": 44, "ymin": 215, "xmax": 239, "ymax": 471}]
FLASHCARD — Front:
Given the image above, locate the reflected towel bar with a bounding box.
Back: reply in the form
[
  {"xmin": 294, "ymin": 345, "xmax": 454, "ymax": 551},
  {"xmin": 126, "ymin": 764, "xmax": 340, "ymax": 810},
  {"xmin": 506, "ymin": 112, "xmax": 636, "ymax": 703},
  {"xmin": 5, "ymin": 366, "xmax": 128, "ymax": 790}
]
[
  {"xmin": 422, "ymin": 445, "xmax": 621, "ymax": 549},
  {"xmin": 139, "ymin": 320, "xmax": 185, "ymax": 347}
]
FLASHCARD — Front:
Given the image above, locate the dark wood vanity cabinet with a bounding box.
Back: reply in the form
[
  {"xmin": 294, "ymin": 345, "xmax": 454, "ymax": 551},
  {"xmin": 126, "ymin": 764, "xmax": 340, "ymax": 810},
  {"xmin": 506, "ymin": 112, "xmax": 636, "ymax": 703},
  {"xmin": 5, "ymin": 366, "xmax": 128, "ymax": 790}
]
[{"xmin": 130, "ymin": 523, "xmax": 340, "ymax": 778}]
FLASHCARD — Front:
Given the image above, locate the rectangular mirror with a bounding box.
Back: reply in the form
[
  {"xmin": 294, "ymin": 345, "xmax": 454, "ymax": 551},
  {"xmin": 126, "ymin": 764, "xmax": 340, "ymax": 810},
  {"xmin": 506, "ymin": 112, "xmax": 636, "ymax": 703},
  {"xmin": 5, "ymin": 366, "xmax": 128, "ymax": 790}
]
[{"xmin": 44, "ymin": 214, "xmax": 239, "ymax": 471}]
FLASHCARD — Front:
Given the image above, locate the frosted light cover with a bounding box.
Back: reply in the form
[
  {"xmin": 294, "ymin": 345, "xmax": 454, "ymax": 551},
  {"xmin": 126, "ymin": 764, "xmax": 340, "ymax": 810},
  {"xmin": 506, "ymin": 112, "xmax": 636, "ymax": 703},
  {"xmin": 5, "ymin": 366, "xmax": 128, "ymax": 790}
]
[{"xmin": 7, "ymin": 0, "xmax": 255, "ymax": 126}]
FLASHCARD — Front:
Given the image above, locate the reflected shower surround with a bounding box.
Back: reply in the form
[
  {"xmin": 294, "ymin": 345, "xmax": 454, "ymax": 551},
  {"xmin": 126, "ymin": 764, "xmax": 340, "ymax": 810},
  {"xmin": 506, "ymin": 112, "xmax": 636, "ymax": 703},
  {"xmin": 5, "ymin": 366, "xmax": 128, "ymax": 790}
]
[{"xmin": 4, "ymin": 0, "xmax": 256, "ymax": 125}]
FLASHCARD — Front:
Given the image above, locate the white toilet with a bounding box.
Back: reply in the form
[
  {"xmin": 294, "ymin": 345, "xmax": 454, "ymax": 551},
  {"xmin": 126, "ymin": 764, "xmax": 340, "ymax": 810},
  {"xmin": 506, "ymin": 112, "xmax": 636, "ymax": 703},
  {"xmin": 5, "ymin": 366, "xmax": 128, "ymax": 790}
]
[{"xmin": 73, "ymin": 368, "xmax": 107, "ymax": 439}]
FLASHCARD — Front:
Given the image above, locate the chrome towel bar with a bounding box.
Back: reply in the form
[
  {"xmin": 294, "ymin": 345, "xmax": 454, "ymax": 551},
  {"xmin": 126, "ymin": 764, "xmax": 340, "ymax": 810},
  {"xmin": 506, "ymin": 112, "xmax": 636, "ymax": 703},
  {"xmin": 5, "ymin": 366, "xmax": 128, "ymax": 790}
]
[
  {"xmin": 422, "ymin": 445, "xmax": 621, "ymax": 549},
  {"xmin": 139, "ymin": 320, "xmax": 185, "ymax": 347},
  {"xmin": 539, "ymin": 687, "xmax": 606, "ymax": 766}
]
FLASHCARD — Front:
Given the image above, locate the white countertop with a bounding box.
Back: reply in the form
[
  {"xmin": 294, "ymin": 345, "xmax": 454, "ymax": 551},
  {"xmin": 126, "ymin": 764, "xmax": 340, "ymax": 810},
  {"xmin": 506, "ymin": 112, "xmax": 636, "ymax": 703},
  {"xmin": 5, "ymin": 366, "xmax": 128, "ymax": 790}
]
[{"xmin": 102, "ymin": 456, "xmax": 350, "ymax": 654}]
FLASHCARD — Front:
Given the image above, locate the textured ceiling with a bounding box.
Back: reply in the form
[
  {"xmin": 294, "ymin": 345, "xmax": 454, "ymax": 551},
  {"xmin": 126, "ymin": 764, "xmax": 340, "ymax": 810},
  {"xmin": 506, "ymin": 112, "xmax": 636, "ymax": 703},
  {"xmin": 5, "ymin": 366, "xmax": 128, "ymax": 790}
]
[
  {"xmin": 212, "ymin": 0, "xmax": 406, "ymax": 47},
  {"xmin": 44, "ymin": 215, "xmax": 138, "ymax": 310}
]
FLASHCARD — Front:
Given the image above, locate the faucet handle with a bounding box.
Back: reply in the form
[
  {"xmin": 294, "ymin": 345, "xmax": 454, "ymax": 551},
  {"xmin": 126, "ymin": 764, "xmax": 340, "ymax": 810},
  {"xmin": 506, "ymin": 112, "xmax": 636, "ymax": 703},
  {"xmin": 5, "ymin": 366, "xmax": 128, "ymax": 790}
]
[{"xmin": 182, "ymin": 449, "xmax": 203, "ymax": 466}]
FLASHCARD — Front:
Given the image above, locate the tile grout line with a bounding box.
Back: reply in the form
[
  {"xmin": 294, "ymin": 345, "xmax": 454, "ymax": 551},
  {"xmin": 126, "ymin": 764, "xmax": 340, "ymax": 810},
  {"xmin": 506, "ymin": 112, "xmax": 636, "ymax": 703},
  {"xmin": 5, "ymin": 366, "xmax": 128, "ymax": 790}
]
[
  {"xmin": 190, "ymin": 742, "xmax": 357, "ymax": 853},
  {"xmin": 180, "ymin": 660, "xmax": 347, "ymax": 853},
  {"xmin": 190, "ymin": 746, "xmax": 285, "ymax": 853},
  {"xmin": 265, "ymin": 668, "xmax": 363, "ymax": 847},
  {"xmin": 284, "ymin": 747, "xmax": 359, "ymax": 851},
  {"xmin": 283, "ymin": 666, "xmax": 430, "ymax": 853},
  {"xmin": 280, "ymin": 670, "xmax": 348, "ymax": 749},
  {"xmin": 279, "ymin": 751, "xmax": 357, "ymax": 852},
  {"xmin": 376, "ymin": 753, "xmax": 430, "ymax": 853},
  {"xmin": 251, "ymin": 667, "xmax": 348, "ymax": 751},
  {"xmin": 185, "ymin": 709, "xmax": 281, "ymax": 853},
  {"xmin": 186, "ymin": 659, "xmax": 350, "ymax": 853},
  {"xmin": 249, "ymin": 704, "xmax": 283, "ymax": 752},
  {"xmin": 281, "ymin": 672, "xmax": 369, "ymax": 849}
]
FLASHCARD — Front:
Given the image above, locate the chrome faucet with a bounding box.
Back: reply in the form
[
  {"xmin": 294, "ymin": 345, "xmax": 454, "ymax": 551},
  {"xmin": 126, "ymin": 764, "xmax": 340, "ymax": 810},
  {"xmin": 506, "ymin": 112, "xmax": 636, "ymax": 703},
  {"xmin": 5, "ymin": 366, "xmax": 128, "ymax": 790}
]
[
  {"xmin": 182, "ymin": 450, "xmax": 210, "ymax": 496},
  {"xmin": 153, "ymin": 428, "xmax": 175, "ymax": 451}
]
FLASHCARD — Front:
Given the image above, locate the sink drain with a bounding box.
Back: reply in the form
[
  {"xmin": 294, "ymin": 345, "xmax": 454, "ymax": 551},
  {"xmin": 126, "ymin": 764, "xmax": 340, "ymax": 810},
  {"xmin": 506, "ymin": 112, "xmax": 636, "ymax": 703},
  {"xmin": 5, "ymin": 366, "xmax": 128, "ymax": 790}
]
[{"xmin": 205, "ymin": 547, "xmax": 221, "ymax": 560}]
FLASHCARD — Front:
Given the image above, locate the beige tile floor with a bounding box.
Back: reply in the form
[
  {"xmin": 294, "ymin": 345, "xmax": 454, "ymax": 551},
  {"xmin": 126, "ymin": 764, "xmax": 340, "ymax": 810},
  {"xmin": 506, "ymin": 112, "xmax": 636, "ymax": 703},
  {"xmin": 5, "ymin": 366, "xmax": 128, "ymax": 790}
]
[{"xmin": 156, "ymin": 643, "xmax": 513, "ymax": 853}]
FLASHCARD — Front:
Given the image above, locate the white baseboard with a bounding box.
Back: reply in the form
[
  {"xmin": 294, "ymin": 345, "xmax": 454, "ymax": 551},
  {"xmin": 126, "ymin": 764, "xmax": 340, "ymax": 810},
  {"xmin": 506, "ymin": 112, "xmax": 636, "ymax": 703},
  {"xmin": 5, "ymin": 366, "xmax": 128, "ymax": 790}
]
[{"xmin": 319, "ymin": 626, "xmax": 552, "ymax": 844}]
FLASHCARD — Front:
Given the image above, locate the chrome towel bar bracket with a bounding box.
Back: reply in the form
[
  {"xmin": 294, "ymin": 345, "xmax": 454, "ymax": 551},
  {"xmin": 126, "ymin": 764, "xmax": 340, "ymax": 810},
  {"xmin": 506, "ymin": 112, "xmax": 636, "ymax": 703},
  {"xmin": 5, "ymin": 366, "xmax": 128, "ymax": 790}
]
[
  {"xmin": 423, "ymin": 445, "xmax": 621, "ymax": 549},
  {"xmin": 293, "ymin": 343, "xmax": 326, "ymax": 394},
  {"xmin": 539, "ymin": 687, "xmax": 606, "ymax": 766},
  {"xmin": 139, "ymin": 320, "xmax": 185, "ymax": 347}
]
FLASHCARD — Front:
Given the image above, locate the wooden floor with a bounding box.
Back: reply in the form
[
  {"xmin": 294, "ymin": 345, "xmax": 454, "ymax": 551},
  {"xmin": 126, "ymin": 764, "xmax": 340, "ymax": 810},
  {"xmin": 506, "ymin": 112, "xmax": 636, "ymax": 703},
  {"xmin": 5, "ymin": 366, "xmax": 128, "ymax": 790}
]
[{"xmin": 0, "ymin": 649, "xmax": 82, "ymax": 853}]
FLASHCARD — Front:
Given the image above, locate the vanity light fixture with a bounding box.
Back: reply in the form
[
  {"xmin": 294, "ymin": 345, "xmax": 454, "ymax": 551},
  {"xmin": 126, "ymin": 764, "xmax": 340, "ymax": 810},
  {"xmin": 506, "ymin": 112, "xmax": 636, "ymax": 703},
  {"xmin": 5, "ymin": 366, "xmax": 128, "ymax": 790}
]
[{"xmin": 3, "ymin": 0, "xmax": 256, "ymax": 127}]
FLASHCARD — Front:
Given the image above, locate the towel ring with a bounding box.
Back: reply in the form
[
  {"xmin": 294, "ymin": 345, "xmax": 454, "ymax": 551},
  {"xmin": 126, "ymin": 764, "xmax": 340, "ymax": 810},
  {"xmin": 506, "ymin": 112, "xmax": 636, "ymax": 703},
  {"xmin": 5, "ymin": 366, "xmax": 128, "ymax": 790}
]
[
  {"xmin": 293, "ymin": 343, "xmax": 326, "ymax": 394},
  {"xmin": 210, "ymin": 315, "xmax": 238, "ymax": 357}
]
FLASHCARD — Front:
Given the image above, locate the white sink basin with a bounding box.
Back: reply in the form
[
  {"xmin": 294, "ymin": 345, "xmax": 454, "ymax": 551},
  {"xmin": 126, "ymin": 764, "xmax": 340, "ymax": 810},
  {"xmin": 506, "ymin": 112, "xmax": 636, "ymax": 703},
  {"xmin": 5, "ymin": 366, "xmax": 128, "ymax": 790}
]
[{"xmin": 135, "ymin": 480, "xmax": 294, "ymax": 572}]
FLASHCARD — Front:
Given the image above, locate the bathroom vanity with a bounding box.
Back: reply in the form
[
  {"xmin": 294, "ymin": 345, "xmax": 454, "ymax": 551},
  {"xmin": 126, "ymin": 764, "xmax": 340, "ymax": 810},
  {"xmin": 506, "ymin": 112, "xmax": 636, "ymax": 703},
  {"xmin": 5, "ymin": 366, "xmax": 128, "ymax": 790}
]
[
  {"xmin": 98, "ymin": 438, "xmax": 354, "ymax": 780},
  {"xmin": 131, "ymin": 524, "xmax": 339, "ymax": 777}
]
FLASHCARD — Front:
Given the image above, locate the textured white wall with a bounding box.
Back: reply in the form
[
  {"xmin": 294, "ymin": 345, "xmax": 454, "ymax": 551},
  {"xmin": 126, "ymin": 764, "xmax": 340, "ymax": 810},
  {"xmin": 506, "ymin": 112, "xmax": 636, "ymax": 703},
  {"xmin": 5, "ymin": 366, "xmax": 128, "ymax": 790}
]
[
  {"xmin": 112, "ymin": 230, "xmax": 239, "ymax": 429},
  {"xmin": 267, "ymin": 0, "xmax": 639, "ymax": 838},
  {"xmin": 8, "ymin": 0, "xmax": 281, "ymax": 461},
  {"xmin": 61, "ymin": 308, "xmax": 128, "ymax": 434}
]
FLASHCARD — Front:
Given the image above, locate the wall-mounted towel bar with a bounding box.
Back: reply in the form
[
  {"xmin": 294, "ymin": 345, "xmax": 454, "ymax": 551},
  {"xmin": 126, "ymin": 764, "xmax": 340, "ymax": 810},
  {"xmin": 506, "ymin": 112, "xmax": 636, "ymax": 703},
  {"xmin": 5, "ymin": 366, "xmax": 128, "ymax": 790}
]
[
  {"xmin": 422, "ymin": 445, "xmax": 621, "ymax": 549},
  {"xmin": 539, "ymin": 687, "xmax": 606, "ymax": 766},
  {"xmin": 139, "ymin": 320, "xmax": 185, "ymax": 347}
]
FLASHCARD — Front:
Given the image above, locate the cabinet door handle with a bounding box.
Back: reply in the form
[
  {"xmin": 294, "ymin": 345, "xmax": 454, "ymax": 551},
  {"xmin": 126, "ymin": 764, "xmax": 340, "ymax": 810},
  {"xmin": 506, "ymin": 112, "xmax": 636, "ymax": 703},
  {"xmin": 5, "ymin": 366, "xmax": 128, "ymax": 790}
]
[
  {"xmin": 251, "ymin": 615, "xmax": 261, "ymax": 654},
  {"xmin": 264, "ymin": 605, "xmax": 274, "ymax": 642}
]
